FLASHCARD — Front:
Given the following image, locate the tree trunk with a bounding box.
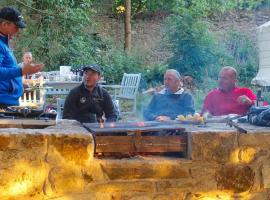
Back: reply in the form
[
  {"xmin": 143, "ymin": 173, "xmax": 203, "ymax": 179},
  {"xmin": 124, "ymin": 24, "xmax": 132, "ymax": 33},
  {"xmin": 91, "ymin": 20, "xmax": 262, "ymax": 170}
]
[{"xmin": 124, "ymin": 0, "xmax": 131, "ymax": 52}]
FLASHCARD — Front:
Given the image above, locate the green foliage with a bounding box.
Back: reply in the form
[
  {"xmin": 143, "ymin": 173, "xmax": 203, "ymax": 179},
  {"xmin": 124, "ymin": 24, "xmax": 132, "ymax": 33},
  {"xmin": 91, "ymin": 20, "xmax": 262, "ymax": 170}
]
[
  {"xmin": 143, "ymin": 64, "xmax": 167, "ymax": 87},
  {"xmin": 234, "ymin": 0, "xmax": 268, "ymax": 10},
  {"xmin": 164, "ymin": 12, "xmax": 219, "ymax": 82},
  {"xmin": 0, "ymin": 0, "xmax": 261, "ymax": 88},
  {"xmin": 112, "ymin": 0, "xmax": 269, "ymax": 17},
  {"xmin": 2, "ymin": 0, "xmax": 97, "ymax": 71},
  {"xmin": 98, "ymin": 45, "xmax": 146, "ymax": 84},
  {"xmin": 223, "ymin": 29, "xmax": 259, "ymax": 85},
  {"xmin": 113, "ymin": 0, "xmax": 175, "ymax": 14},
  {"xmin": 164, "ymin": 11, "xmax": 258, "ymax": 87}
]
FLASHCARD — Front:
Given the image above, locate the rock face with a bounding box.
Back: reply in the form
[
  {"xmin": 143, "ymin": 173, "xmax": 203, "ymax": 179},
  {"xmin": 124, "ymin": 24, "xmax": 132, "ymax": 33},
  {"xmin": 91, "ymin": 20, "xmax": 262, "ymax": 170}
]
[{"xmin": 1, "ymin": 121, "xmax": 270, "ymax": 199}]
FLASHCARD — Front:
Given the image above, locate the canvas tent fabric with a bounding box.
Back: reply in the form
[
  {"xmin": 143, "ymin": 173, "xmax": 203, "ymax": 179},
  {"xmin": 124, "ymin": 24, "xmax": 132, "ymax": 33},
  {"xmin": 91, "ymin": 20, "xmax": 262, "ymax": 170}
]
[{"xmin": 252, "ymin": 21, "xmax": 270, "ymax": 86}]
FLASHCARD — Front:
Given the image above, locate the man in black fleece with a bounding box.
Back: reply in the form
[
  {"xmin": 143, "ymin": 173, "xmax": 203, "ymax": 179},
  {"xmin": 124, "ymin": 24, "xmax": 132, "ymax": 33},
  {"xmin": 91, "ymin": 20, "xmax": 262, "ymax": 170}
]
[
  {"xmin": 63, "ymin": 64, "xmax": 118, "ymax": 123},
  {"xmin": 144, "ymin": 69, "xmax": 195, "ymax": 121}
]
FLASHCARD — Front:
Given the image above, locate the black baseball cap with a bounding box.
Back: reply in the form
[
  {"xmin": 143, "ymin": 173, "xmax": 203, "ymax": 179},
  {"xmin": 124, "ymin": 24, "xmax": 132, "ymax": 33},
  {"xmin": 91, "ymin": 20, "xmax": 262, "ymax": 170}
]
[
  {"xmin": 82, "ymin": 64, "xmax": 101, "ymax": 74},
  {"xmin": 0, "ymin": 7, "xmax": 26, "ymax": 28}
]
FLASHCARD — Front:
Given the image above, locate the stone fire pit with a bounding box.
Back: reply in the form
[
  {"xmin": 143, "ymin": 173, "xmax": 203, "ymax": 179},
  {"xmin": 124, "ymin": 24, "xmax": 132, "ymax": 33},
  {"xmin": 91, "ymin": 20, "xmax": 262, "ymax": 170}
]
[{"xmin": 0, "ymin": 120, "xmax": 270, "ymax": 200}]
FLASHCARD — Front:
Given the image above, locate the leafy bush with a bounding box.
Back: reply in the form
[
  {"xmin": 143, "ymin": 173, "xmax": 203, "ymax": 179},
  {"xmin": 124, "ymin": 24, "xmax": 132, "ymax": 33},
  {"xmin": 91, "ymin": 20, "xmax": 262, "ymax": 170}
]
[
  {"xmin": 2, "ymin": 0, "xmax": 97, "ymax": 71},
  {"xmin": 97, "ymin": 43, "xmax": 146, "ymax": 84},
  {"xmin": 222, "ymin": 29, "xmax": 259, "ymax": 85},
  {"xmin": 143, "ymin": 64, "xmax": 167, "ymax": 87},
  {"xmin": 164, "ymin": 12, "xmax": 220, "ymax": 82}
]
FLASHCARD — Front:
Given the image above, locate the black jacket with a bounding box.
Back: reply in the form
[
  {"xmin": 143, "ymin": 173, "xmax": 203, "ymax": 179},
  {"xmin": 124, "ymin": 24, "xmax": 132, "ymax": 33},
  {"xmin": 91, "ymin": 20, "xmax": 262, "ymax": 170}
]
[{"xmin": 63, "ymin": 83, "xmax": 118, "ymax": 123}]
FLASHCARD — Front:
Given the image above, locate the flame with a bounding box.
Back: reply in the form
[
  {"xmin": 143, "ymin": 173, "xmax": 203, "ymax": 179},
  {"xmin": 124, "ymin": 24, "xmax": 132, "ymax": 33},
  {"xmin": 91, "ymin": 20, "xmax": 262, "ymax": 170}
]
[
  {"xmin": 137, "ymin": 121, "xmax": 145, "ymax": 127},
  {"xmin": 109, "ymin": 123, "xmax": 116, "ymax": 128}
]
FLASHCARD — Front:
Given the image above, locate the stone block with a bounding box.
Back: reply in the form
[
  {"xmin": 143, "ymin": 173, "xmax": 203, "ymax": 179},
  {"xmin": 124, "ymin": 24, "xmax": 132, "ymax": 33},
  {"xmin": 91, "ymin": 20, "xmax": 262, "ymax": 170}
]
[
  {"xmin": 100, "ymin": 159, "xmax": 190, "ymax": 180},
  {"xmin": 85, "ymin": 181, "xmax": 155, "ymax": 193},
  {"xmin": 0, "ymin": 161, "xmax": 47, "ymax": 199},
  {"xmin": 191, "ymin": 132, "xmax": 238, "ymax": 163},
  {"xmin": 47, "ymin": 135, "xmax": 92, "ymax": 166},
  {"xmin": 153, "ymin": 193, "xmax": 186, "ymax": 200},
  {"xmin": 239, "ymin": 134, "xmax": 270, "ymax": 147},
  {"xmin": 247, "ymin": 192, "xmax": 269, "ymax": 200},
  {"xmin": 44, "ymin": 165, "xmax": 87, "ymax": 195},
  {"xmin": 155, "ymin": 179, "xmax": 195, "ymax": 194},
  {"xmin": 216, "ymin": 164, "xmax": 255, "ymax": 193},
  {"xmin": 0, "ymin": 135, "xmax": 11, "ymax": 150},
  {"xmin": 262, "ymin": 163, "xmax": 270, "ymax": 189},
  {"xmin": 188, "ymin": 162, "xmax": 218, "ymax": 191}
]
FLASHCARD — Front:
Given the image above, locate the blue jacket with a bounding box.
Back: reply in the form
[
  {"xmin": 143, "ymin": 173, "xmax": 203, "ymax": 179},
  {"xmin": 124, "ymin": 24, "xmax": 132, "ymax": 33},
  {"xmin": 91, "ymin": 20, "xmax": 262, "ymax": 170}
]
[
  {"xmin": 0, "ymin": 35, "xmax": 23, "ymax": 106},
  {"xmin": 143, "ymin": 88, "xmax": 195, "ymax": 121}
]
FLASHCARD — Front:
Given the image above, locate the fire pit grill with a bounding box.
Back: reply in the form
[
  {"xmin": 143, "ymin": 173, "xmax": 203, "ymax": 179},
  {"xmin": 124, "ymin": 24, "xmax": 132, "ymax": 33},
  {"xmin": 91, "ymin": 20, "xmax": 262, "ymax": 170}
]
[
  {"xmin": 0, "ymin": 107, "xmax": 56, "ymax": 129},
  {"xmin": 0, "ymin": 106, "xmax": 56, "ymax": 120},
  {"xmin": 83, "ymin": 121, "xmax": 188, "ymax": 158}
]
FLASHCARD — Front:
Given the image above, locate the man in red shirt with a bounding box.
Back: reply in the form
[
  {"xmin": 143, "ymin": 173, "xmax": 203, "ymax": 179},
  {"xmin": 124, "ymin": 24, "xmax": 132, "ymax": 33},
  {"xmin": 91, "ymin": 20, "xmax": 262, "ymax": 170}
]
[{"xmin": 201, "ymin": 66, "xmax": 256, "ymax": 116}]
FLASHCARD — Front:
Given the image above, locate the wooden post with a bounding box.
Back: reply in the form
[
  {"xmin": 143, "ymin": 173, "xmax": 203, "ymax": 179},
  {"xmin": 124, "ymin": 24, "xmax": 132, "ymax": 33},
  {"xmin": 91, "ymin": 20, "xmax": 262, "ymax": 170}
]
[{"xmin": 124, "ymin": 0, "xmax": 131, "ymax": 52}]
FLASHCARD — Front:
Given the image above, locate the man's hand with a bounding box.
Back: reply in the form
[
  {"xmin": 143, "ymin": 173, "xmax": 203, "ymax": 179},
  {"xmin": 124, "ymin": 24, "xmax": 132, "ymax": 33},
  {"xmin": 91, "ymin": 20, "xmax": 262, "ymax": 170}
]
[
  {"xmin": 237, "ymin": 95, "xmax": 253, "ymax": 105},
  {"xmin": 22, "ymin": 63, "xmax": 44, "ymax": 76},
  {"xmin": 155, "ymin": 116, "xmax": 171, "ymax": 121}
]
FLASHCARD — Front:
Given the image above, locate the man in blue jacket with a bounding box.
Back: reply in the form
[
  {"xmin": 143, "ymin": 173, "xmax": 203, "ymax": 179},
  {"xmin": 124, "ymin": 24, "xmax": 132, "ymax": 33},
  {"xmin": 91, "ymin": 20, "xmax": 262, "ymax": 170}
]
[
  {"xmin": 0, "ymin": 7, "xmax": 43, "ymax": 108},
  {"xmin": 144, "ymin": 69, "xmax": 195, "ymax": 121}
]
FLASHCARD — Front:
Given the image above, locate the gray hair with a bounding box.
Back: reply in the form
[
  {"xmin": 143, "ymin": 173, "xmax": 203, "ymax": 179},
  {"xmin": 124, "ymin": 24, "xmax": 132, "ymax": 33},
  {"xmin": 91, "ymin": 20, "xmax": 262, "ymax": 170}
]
[
  {"xmin": 23, "ymin": 52, "xmax": 32, "ymax": 57},
  {"xmin": 165, "ymin": 69, "xmax": 181, "ymax": 80},
  {"xmin": 220, "ymin": 66, "xmax": 238, "ymax": 79}
]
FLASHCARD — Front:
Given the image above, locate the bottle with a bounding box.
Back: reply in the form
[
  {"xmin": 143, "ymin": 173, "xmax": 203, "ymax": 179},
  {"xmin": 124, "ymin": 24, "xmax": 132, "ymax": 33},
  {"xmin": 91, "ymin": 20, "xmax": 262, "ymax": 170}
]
[{"xmin": 256, "ymin": 89, "xmax": 264, "ymax": 107}]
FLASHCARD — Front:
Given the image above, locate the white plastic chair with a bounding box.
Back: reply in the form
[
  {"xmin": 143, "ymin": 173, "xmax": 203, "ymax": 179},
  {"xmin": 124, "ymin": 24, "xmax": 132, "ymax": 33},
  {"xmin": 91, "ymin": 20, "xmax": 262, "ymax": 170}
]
[
  {"xmin": 56, "ymin": 98, "xmax": 65, "ymax": 120},
  {"xmin": 102, "ymin": 73, "xmax": 141, "ymax": 114},
  {"xmin": 43, "ymin": 81, "xmax": 79, "ymax": 111}
]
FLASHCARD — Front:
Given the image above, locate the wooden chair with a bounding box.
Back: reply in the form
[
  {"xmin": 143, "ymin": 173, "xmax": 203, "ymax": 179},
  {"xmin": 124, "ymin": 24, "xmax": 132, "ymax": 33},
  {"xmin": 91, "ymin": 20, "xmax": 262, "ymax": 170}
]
[
  {"xmin": 102, "ymin": 73, "xmax": 141, "ymax": 114},
  {"xmin": 19, "ymin": 77, "xmax": 45, "ymax": 107}
]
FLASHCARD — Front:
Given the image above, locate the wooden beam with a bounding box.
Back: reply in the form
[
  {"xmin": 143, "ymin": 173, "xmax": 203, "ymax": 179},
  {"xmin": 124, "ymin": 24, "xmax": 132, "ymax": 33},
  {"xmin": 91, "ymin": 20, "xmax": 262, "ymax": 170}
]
[{"xmin": 95, "ymin": 135, "xmax": 187, "ymax": 153}]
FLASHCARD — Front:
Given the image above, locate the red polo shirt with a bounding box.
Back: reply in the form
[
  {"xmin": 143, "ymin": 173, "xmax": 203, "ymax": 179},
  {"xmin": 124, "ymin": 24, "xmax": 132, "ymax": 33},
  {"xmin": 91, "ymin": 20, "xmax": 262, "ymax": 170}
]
[{"xmin": 201, "ymin": 87, "xmax": 256, "ymax": 116}]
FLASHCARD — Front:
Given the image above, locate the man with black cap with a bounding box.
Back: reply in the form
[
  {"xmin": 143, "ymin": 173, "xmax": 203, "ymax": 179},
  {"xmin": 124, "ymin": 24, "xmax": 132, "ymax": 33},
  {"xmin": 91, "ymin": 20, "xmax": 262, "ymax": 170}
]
[
  {"xmin": 0, "ymin": 6, "xmax": 44, "ymax": 108},
  {"xmin": 63, "ymin": 64, "xmax": 118, "ymax": 123}
]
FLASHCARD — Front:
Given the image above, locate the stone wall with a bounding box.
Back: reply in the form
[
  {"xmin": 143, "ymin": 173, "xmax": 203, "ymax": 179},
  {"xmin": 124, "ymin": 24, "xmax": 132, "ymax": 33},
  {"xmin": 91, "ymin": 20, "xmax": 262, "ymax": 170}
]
[
  {"xmin": 93, "ymin": 9, "xmax": 270, "ymax": 66},
  {"xmin": 1, "ymin": 121, "xmax": 270, "ymax": 199},
  {"xmin": 94, "ymin": 15, "xmax": 172, "ymax": 65}
]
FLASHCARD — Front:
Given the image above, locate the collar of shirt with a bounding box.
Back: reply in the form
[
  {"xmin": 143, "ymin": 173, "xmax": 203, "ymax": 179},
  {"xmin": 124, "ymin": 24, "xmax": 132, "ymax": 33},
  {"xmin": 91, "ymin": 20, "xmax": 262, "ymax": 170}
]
[
  {"xmin": 158, "ymin": 88, "xmax": 184, "ymax": 94},
  {"xmin": 83, "ymin": 83, "xmax": 98, "ymax": 92}
]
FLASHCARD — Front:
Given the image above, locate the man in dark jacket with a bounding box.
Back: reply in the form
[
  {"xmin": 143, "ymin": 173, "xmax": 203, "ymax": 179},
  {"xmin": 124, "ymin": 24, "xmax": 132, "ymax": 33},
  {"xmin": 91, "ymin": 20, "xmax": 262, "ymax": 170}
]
[
  {"xmin": 63, "ymin": 64, "xmax": 118, "ymax": 123},
  {"xmin": 0, "ymin": 7, "xmax": 44, "ymax": 108},
  {"xmin": 144, "ymin": 69, "xmax": 195, "ymax": 121}
]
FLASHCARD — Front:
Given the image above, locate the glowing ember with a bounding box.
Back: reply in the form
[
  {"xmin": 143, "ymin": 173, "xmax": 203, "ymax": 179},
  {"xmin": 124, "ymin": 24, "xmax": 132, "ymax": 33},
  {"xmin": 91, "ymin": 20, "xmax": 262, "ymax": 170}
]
[
  {"xmin": 109, "ymin": 123, "xmax": 116, "ymax": 128},
  {"xmin": 137, "ymin": 121, "xmax": 145, "ymax": 127}
]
